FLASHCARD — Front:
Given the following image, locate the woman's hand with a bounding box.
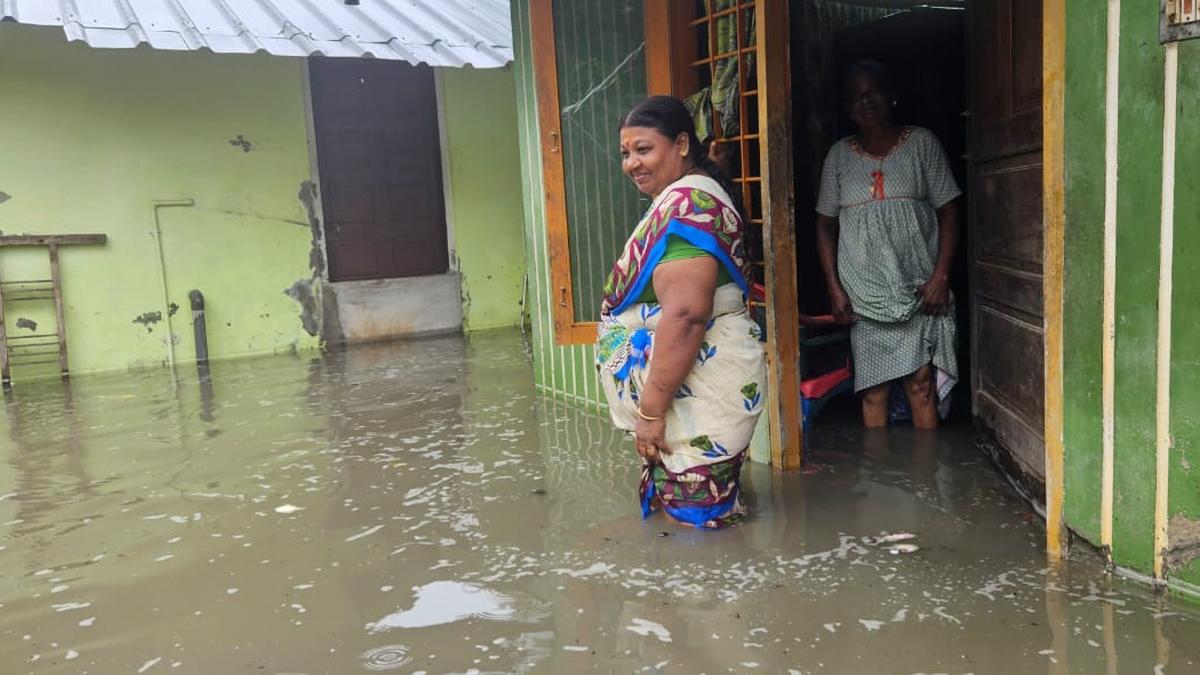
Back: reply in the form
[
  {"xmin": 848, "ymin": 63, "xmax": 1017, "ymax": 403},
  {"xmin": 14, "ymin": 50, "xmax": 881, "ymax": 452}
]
[
  {"xmin": 830, "ymin": 285, "xmax": 856, "ymax": 325},
  {"xmin": 917, "ymin": 274, "xmax": 951, "ymax": 315},
  {"xmin": 634, "ymin": 416, "xmax": 670, "ymax": 464}
]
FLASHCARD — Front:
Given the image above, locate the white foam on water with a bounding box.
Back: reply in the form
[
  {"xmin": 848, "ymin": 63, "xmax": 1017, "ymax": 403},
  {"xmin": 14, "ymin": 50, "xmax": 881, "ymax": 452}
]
[
  {"xmin": 52, "ymin": 602, "xmax": 91, "ymax": 612},
  {"xmin": 865, "ymin": 532, "xmax": 917, "ymax": 545},
  {"xmin": 933, "ymin": 607, "xmax": 962, "ymax": 625},
  {"xmin": 78, "ymin": 617, "xmax": 95, "ymax": 627},
  {"xmin": 823, "ymin": 623, "xmax": 840, "ymax": 633},
  {"xmin": 274, "ymin": 504, "xmax": 304, "ymax": 514},
  {"xmin": 346, "ymin": 525, "xmax": 385, "ymax": 542},
  {"xmin": 626, "ymin": 618, "xmax": 672, "ymax": 643},
  {"xmin": 138, "ymin": 657, "xmax": 162, "ymax": 673},
  {"xmin": 563, "ymin": 646, "xmax": 589, "ymax": 652},
  {"xmin": 552, "ymin": 563, "xmax": 614, "ymax": 578},
  {"xmin": 858, "ymin": 619, "xmax": 884, "ymax": 631},
  {"xmin": 65, "ymin": 650, "xmax": 78, "ymax": 660}
]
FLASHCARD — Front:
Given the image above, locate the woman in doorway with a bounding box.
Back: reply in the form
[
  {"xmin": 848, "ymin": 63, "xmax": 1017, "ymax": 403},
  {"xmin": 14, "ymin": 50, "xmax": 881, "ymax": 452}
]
[
  {"xmin": 596, "ymin": 96, "xmax": 766, "ymax": 529},
  {"xmin": 815, "ymin": 60, "xmax": 962, "ymax": 429}
]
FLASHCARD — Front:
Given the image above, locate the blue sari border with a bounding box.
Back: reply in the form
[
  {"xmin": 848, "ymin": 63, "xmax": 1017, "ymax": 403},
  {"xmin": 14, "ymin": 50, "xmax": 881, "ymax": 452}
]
[{"xmin": 608, "ymin": 218, "xmax": 750, "ymax": 316}]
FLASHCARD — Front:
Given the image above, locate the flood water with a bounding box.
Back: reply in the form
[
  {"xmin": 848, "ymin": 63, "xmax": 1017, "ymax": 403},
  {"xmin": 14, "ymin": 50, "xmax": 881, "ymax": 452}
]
[{"xmin": 0, "ymin": 330, "xmax": 1197, "ymax": 674}]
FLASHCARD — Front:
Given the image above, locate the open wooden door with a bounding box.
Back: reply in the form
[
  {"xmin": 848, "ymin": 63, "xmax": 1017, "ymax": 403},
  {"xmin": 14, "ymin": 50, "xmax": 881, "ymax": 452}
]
[{"xmin": 968, "ymin": 0, "xmax": 1046, "ymax": 478}]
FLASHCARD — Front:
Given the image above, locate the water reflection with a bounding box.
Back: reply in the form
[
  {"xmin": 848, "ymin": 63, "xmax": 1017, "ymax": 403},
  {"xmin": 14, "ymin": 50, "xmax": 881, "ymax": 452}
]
[{"xmin": 0, "ymin": 330, "xmax": 1195, "ymax": 673}]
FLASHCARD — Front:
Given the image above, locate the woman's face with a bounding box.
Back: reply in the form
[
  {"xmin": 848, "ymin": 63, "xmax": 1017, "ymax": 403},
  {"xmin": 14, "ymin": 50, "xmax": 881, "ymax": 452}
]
[
  {"xmin": 847, "ymin": 72, "xmax": 893, "ymax": 131},
  {"xmin": 620, "ymin": 126, "xmax": 689, "ymax": 197}
]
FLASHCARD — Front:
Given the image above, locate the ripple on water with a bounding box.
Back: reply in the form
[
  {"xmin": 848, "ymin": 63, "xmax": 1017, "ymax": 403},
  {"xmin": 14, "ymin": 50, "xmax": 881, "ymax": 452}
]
[{"xmin": 360, "ymin": 644, "xmax": 413, "ymax": 671}]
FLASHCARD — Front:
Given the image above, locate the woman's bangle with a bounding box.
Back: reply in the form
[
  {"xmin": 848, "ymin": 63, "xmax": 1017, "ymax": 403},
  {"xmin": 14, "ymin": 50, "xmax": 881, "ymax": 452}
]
[{"xmin": 635, "ymin": 407, "xmax": 664, "ymax": 422}]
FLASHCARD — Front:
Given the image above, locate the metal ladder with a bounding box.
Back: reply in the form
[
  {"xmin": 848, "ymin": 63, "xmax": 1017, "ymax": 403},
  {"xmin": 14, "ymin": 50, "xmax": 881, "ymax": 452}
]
[{"xmin": 0, "ymin": 234, "xmax": 107, "ymax": 387}]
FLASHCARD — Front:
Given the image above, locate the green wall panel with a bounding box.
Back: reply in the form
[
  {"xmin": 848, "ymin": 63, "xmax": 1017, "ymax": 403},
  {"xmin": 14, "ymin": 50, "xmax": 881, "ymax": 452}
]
[
  {"xmin": 553, "ymin": 0, "xmax": 649, "ymax": 323},
  {"xmin": 1061, "ymin": 0, "xmax": 1200, "ymax": 587},
  {"xmin": 1061, "ymin": 0, "xmax": 1107, "ymax": 546},
  {"xmin": 1110, "ymin": 0, "xmax": 1164, "ymax": 573},
  {"xmin": 1169, "ymin": 39, "xmax": 1200, "ymax": 590}
]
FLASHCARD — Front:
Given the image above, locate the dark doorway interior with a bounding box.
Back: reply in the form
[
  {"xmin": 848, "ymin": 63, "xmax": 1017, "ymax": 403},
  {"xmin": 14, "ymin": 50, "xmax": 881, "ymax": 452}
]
[
  {"xmin": 309, "ymin": 58, "xmax": 449, "ymax": 282},
  {"xmin": 789, "ymin": 5, "xmax": 972, "ymax": 422}
]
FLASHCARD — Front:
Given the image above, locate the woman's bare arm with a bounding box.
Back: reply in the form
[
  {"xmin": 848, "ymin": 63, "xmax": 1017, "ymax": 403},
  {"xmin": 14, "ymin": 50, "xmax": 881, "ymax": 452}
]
[
  {"xmin": 632, "ymin": 256, "xmax": 718, "ymax": 460},
  {"xmin": 918, "ymin": 199, "xmax": 960, "ymax": 314},
  {"xmin": 640, "ymin": 256, "xmax": 718, "ymax": 415},
  {"xmin": 816, "ymin": 213, "xmax": 854, "ymax": 323}
]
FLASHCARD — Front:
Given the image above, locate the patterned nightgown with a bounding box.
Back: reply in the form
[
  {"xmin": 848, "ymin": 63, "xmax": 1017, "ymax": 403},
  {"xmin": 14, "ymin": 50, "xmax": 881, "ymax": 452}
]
[{"xmin": 816, "ymin": 126, "xmax": 962, "ymax": 399}]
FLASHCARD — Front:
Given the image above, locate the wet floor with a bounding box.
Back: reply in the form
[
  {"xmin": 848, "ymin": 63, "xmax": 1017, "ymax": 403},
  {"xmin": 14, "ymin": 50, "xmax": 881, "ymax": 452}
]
[{"xmin": 0, "ymin": 330, "xmax": 1197, "ymax": 674}]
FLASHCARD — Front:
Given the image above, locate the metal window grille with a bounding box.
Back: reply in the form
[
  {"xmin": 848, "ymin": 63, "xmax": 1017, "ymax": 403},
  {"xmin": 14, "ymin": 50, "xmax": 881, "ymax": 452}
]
[{"xmin": 684, "ymin": 0, "xmax": 764, "ymax": 284}]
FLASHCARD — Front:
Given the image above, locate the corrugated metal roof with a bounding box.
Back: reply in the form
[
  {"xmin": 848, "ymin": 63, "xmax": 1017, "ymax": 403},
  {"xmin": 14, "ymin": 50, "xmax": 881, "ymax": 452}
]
[{"xmin": 0, "ymin": 0, "xmax": 512, "ymax": 68}]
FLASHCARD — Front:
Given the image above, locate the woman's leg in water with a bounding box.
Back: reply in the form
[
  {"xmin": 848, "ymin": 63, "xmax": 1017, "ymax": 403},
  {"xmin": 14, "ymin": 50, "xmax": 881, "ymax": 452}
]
[
  {"xmin": 903, "ymin": 364, "xmax": 938, "ymax": 430},
  {"xmin": 862, "ymin": 383, "xmax": 890, "ymax": 428}
]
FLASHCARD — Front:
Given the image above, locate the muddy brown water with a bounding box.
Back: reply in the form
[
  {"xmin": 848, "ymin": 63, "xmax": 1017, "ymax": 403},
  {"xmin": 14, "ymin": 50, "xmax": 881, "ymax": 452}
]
[{"xmin": 0, "ymin": 331, "xmax": 1196, "ymax": 674}]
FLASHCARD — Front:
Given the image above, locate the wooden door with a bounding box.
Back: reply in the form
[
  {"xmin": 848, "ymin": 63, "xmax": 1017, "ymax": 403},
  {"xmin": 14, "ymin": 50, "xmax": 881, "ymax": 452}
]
[
  {"xmin": 310, "ymin": 59, "xmax": 448, "ymax": 282},
  {"xmin": 969, "ymin": 0, "xmax": 1045, "ymax": 478}
]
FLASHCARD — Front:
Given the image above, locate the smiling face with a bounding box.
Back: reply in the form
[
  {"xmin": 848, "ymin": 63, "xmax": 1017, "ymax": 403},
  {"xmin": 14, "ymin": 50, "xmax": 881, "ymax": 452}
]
[
  {"xmin": 846, "ymin": 71, "xmax": 894, "ymax": 132},
  {"xmin": 619, "ymin": 126, "xmax": 690, "ymax": 197}
]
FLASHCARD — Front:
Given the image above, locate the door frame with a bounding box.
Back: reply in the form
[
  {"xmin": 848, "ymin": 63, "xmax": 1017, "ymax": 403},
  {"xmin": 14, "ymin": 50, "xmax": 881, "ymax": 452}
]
[
  {"xmin": 1042, "ymin": 0, "xmax": 1066, "ymax": 559},
  {"xmin": 527, "ymin": 0, "xmax": 599, "ymax": 345}
]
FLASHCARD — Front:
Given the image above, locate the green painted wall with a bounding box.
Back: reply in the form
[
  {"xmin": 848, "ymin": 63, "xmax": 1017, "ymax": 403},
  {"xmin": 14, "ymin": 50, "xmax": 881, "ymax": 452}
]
[
  {"xmin": 1168, "ymin": 37, "xmax": 1200, "ymax": 591},
  {"xmin": 441, "ymin": 67, "xmax": 529, "ymax": 332},
  {"xmin": 1061, "ymin": 0, "xmax": 1107, "ymax": 546},
  {"xmin": 0, "ymin": 25, "xmax": 319, "ymax": 377},
  {"xmin": 1110, "ymin": 0, "xmax": 1164, "ymax": 574},
  {"xmin": 1062, "ymin": 2, "xmax": 1200, "ymax": 593}
]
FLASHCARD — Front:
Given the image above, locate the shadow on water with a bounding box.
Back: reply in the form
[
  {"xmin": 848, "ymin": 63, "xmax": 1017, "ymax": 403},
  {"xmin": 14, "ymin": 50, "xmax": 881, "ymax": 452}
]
[{"xmin": 0, "ymin": 330, "xmax": 1197, "ymax": 673}]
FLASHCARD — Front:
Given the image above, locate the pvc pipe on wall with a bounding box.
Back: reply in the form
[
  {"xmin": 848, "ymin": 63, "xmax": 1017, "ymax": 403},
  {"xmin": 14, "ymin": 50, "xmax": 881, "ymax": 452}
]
[{"xmin": 150, "ymin": 198, "xmax": 195, "ymax": 368}]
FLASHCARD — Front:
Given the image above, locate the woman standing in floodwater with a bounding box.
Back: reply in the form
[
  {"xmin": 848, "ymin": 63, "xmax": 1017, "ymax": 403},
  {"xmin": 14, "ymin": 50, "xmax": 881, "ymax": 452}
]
[
  {"xmin": 596, "ymin": 96, "xmax": 766, "ymax": 529},
  {"xmin": 815, "ymin": 61, "xmax": 962, "ymax": 430}
]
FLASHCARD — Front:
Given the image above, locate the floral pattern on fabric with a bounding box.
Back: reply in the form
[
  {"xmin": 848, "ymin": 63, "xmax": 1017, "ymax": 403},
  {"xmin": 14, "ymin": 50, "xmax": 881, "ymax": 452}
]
[
  {"xmin": 601, "ymin": 178, "xmax": 750, "ymax": 316},
  {"xmin": 640, "ymin": 454, "xmax": 746, "ymax": 529}
]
